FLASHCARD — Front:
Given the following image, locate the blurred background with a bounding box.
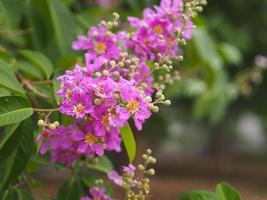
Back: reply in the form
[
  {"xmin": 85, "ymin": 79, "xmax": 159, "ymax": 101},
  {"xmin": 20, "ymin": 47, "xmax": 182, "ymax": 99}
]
[{"xmin": 1, "ymin": 0, "xmax": 267, "ymax": 199}]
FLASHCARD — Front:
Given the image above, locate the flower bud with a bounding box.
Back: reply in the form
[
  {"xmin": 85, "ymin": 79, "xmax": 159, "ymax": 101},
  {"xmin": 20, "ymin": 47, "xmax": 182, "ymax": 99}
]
[
  {"xmin": 146, "ymin": 149, "xmax": 152, "ymax": 154},
  {"xmin": 138, "ymin": 164, "xmax": 145, "ymax": 170},
  {"xmin": 149, "ymin": 104, "xmax": 159, "ymax": 113},
  {"xmin": 37, "ymin": 119, "xmax": 45, "ymax": 126},
  {"xmin": 49, "ymin": 123, "xmax": 57, "ymax": 130},
  {"xmin": 142, "ymin": 154, "xmax": 148, "ymax": 160},
  {"xmin": 110, "ymin": 60, "xmax": 116, "ymax": 66},
  {"xmin": 147, "ymin": 168, "xmax": 155, "ymax": 176},
  {"xmin": 54, "ymin": 121, "xmax": 60, "ymax": 127},
  {"xmin": 118, "ymin": 62, "xmax": 124, "ymax": 67},
  {"xmin": 145, "ymin": 96, "xmax": 152, "ymax": 103},
  {"xmin": 94, "ymin": 72, "xmax": 101, "ymax": 77},
  {"xmin": 102, "ymin": 70, "xmax": 109, "ymax": 76},
  {"xmin": 164, "ymin": 100, "xmax": 171, "ymax": 105},
  {"xmin": 94, "ymin": 98, "xmax": 102, "ymax": 105}
]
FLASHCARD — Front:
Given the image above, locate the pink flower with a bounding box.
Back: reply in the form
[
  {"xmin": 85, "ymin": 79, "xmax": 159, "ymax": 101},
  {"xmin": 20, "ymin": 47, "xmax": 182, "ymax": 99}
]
[
  {"xmin": 126, "ymin": 0, "xmax": 193, "ymax": 61},
  {"xmin": 72, "ymin": 25, "xmax": 121, "ymax": 60},
  {"xmin": 81, "ymin": 187, "xmax": 113, "ymax": 200},
  {"xmin": 107, "ymin": 171, "xmax": 123, "ymax": 186}
]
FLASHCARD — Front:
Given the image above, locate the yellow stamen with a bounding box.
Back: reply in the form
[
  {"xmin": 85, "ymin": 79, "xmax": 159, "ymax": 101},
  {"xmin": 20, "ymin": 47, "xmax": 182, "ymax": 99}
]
[
  {"xmin": 73, "ymin": 103, "xmax": 85, "ymax": 115},
  {"xmin": 102, "ymin": 115, "xmax": 110, "ymax": 127},
  {"xmin": 126, "ymin": 100, "xmax": 139, "ymax": 114},
  {"xmin": 85, "ymin": 133, "xmax": 98, "ymax": 145},
  {"xmin": 95, "ymin": 41, "xmax": 107, "ymax": 54},
  {"xmin": 154, "ymin": 25, "xmax": 163, "ymax": 35}
]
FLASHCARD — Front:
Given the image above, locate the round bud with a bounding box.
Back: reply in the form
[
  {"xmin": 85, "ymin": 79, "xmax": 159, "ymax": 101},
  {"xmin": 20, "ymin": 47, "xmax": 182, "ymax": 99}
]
[
  {"xmin": 112, "ymin": 71, "xmax": 120, "ymax": 78},
  {"xmin": 147, "ymin": 168, "xmax": 155, "ymax": 176},
  {"xmin": 102, "ymin": 70, "xmax": 109, "ymax": 76},
  {"xmin": 114, "ymin": 93, "xmax": 120, "ymax": 100},
  {"xmin": 146, "ymin": 149, "xmax": 152, "ymax": 154},
  {"xmin": 164, "ymin": 100, "xmax": 171, "ymax": 106},
  {"xmin": 138, "ymin": 164, "xmax": 145, "ymax": 170},
  {"xmin": 94, "ymin": 72, "xmax": 101, "ymax": 77},
  {"xmin": 49, "ymin": 123, "xmax": 57, "ymax": 130},
  {"xmin": 54, "ymin": 121, "xmax": 60, "ymax": 127},
  {"xmin": 118, "ymin": 62, "xmax": 124, "ymax": 67},
  {"xmin": 94, "ymin": 98, "xmax": 102, "ymax": 105},
  {"xmin": 145, "ymin": 96, "xmax": 152, "ymax": 103},
  {"xmin": 110, "ymin": 60, "xmax": 116, "ymax": 66},
  {"xmin": 37, "ymin": 119, "xmax": 45, "ymax": 126},
  {"xmin": 142, "ymin": 154, "xmax": 148, "ymax": 160}
]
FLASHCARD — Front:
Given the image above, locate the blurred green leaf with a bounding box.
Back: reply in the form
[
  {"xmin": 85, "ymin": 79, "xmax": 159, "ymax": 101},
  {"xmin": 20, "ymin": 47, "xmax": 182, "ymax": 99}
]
[
  {"xmin": 57, "ymin": 177, "xmax": 81, "ymax": 200},
  {"xmin": 0, "ymin": 96, "xmax": 33, "ymax": 128},
  {"xmin": 219, "ymin": 43, "xmax": 242, "ymax": 65},
  {"xmin": 120, "ymin": 124, "xmax": 136, "ymax": 163},
  {"xmin": 216, "ymin": 182, "xmax": 242, "ymax": 200},
  {"xmin": 20, "ymin": 50, "xmax": 53, "ymax": 79},
  {"xmin": 0, "ymin": 119, "xmax": 34, "ymax": 189},
  {"xmin": 15, "ymin": 60, "xmax": 45, "ymax": 80},
  {"xmin": 0, "ymin": 59, "xmax": 25, "ymax": 96},
  {"xmin": 0, "ymin": 96, "xmax": 33, "ymax": 127},
  {"xmin": 53, "ymin": 68, "xmax": 65, "ymax": 105},
  {"xmin": 178, "ymin": 191, "xmax": 216, "ymax": 200},
  {"xmin": 87, "ymin": 155, "xmax": 114, "ymax": 173},
  {"xmin": 17, "ymin": 189, "xmax": 35, "ymax": 200},
  {"xmin": 37, "ymin": 0, "xmax": 78, "ymax": 58},
  {"xmin": 0, "ymin": 0, "xmax": 25, "ymax": 46},
  {"xmin": 0, "ymin": 88, "xmax": 10, "ymax": 97}
]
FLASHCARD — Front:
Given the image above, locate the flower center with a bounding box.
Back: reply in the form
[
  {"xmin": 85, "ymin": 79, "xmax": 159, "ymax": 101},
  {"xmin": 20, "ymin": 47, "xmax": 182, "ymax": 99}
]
[
  {"xmin": 154, "ymin": 25, "xmax": 163, "ymax": 35},
  {"xmin": 102, "ymin": 115, "xmax": 110, "ymax": 127},
  {"xmin": 66, "ymin": 89, "xmax": 72, "ymax": 99},
  {"xmin": 85, "ymin": 133, "xmax": 98, "ymax": 145},
  {"xmin": 95, "ymin": 41, "xmax": 107, "ymax": 54},
  {"xmin": 73, "ymin": 103, "xmax": 85, "ymax": 115},
  {"xmin": 126, "ymin": 100, "xmax": 139, "ymax": 114}
]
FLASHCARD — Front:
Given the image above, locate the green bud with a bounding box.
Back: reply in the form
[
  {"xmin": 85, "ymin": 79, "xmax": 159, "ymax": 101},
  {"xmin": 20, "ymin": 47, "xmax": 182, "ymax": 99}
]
[
  {"xmin": 37, "ymin": 119, "xmax": 45, "ymax": 126},
  {"xmin": 147, "ymin": 168, "xmax": 155, "ymax": 176},
  {"xmin": 164, "ymin": 100, "xmax": 171, "ymax": 105},
  {"xmin": 54, "ymin": 121, "xmax": 60, "ymax": 127},
  {"xmin": 49, "ymin": 123, "xmax": 57, "ymax": 130},
  {"xmin": 94, "ymin": 98, "xmax": 102, "ymax": 105},
  {"xmin": 102, "ymin": 70, "xmax": 109, "ymax": 76}
]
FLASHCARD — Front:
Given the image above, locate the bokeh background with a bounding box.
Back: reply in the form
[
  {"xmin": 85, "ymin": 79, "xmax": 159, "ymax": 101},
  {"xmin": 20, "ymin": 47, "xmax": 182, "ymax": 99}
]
[{"xmin": 1, "ymin": 0, "xmax": 267, "ymax": 199}]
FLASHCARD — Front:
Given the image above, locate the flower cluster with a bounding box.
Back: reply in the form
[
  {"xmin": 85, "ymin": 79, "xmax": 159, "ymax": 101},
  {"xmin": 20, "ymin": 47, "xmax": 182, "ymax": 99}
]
[
  {"xmin": 81, "ymin": 186, "xmax": 112, "ymax": 200},
  {"xmin": 107, "ymin": 149, "xmax": 156, "ymax": 199},
  {"xmin": 125, "ymin": 0, "xmax": 193, "ymax": 61},
  {"xmin": 37, "ymin": 0, "xmax": 205, "ymax": 166},
  {"xmin": 37, "ymin": 122, "xmax": 121, "ymax": 166}
]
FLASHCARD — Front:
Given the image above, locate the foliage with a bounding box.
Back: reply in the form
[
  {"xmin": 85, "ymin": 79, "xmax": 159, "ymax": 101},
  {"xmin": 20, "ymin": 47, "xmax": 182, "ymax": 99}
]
[{"xmin": 178, "ymin": 182, "xmax": 242, "ymax": 200}]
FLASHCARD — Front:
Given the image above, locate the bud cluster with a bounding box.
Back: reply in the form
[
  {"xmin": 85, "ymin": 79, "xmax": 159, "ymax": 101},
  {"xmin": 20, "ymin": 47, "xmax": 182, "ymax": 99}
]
[{"xmin": 108, "ymin": 149, "xmax": 156, "ymax": 200}]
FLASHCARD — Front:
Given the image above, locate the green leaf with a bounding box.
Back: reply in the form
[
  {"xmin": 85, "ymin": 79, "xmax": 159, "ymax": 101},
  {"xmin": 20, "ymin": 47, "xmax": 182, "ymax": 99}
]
[
  {"xmin": 0, "ymin": 59, "xmax": 25, "ymax": 96},
  {"xmin": 0, "ymin": 188, "xmax": 18, "ymax": 200},
  {"xmin": 179, "ymin": 191, "xmax": 216, "ymax": 200},
  {"xmin": 32, "ymin": 0, "xmax": 78, "ymax": 58},
  {"xmin": 120, "ymin": 124, "xmax": 136, "ymax": 163},
  {"xmin": 0, "ymin": 119, "xmax": 34, "ymax": 188},
  {"xmin": 87, "ymin": 155, "xmax": 114, "ymax": 173},
  {"xmin": 216, "ymin": 182, "xmax": 242, "ymax": 200},
  {"xmin": 219, "ymin": 43, "xmax": 242, "ymax": 65},
  {"xmin": 20, "ymin": 50, "xmax": 53, "ymax": 79},
  {"xmin": 16, "ymin": 60, "xmax": 45, "ymax": 80},
  {"xmin": 0, "ymin": 123, "xmax": 20, "ymax": 161},
  {"xmin": 57, "ymin": 177, "xmax": 81, "ymax": 200},
  {"xmin": 193, "ymin": 28, "xmax": 223, "ymax": 70},
  {"xmin": 46, "ymin": 0, "xmax": 78, "ymax": 56},
  {"xmin": 53, "ymin": 68, "xmax": 65, "ymax": 105},
  {"xmin": 0, "ymin": 88, "xmax": 10, "ymax": 97},
  {"xmin": 0, "ymin": 96, "xmax": 33, "ymax": 127},
  {"xmin": 17, "ymin": 189, "xmax": 36, "ymax": 200}
]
